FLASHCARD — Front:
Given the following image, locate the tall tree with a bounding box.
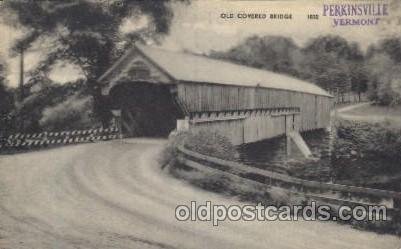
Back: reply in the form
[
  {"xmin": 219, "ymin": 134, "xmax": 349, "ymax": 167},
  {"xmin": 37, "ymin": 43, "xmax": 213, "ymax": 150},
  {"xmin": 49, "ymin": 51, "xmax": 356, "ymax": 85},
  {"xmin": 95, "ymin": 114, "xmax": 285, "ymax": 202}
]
[
  {"xmin": 0, "ymin": 63, "xmax": 14, "ymax": 140},
  {"xmin": 209, "ymin": 34, "xmax": 368, "ymax": 100},
  {"xmin": 300, "ymin": 35, "xmax": 364, "ymax": 97},
  {"xmin": 210, "ymin": 35, "xmax": 300, "ymax": 76},
  {"xmin": 302, "ymin": 35, "xmax": 363, "ymax": 61},
  {"xmin": 365, "ymin": 37, "xmax": 401, "ymax": 105},
  {"xmin": 1, "ymin": 0, "xmax": 186, "ymax": 126},
  {"xmin": 350, "ymin": 63, "xmax": 368, "ymax": 101}
]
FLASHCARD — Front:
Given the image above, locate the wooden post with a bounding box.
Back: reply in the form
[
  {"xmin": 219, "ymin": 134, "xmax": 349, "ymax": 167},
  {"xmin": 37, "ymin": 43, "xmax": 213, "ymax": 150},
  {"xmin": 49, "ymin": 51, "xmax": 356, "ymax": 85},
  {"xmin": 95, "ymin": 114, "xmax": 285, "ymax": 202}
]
[
  {"xmin": 18, "ymin": 46, "xmax": 24, "ymax": 102},
  {"xmin": 285, "ymin": 114, "xmax": 292, "ymax": 157},
  {"xmin": 111, "ymin": 109, "xmax": 123, "ymax": 140},
  {"xmin": 16, "ymin": 46, "xmax": 25, "ymax": 132},
  {"xmin": 286, "ymin": 134, "xmax": 292, "ymax": 157}
]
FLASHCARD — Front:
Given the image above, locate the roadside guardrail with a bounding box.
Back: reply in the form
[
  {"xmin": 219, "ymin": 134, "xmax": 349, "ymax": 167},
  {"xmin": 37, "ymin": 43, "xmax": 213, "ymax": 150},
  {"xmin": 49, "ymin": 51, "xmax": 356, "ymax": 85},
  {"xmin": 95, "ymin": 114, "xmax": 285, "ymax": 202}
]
[{"xmin": 177, "ymin": 145, "xmax": 401, "ymax": 210}]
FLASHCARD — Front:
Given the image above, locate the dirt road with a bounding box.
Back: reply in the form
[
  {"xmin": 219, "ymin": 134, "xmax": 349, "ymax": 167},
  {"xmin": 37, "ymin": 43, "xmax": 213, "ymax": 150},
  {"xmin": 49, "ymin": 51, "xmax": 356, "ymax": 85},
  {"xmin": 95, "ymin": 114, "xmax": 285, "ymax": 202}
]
[{"xmin": 0, "ymin": 139, "xmax": 400, "ymax": 249}]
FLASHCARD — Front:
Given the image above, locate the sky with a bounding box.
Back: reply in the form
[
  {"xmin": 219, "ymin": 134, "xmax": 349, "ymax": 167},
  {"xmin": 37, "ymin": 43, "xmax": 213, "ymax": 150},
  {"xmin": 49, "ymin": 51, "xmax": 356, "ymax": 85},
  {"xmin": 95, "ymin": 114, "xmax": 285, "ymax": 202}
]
[{"xmin": 1, "ymin": 0, "xmax": 400, "ymax": 87}]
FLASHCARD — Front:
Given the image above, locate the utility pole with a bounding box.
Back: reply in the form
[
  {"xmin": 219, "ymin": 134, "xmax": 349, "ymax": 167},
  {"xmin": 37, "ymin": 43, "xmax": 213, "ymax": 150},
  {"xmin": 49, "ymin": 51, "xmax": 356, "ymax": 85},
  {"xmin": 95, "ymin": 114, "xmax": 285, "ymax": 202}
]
[
  {"xmin": 16, "ymin": 46, "xmax": 25, "ymax": 132},
  {"xmin": 18, "ymin": 46, "xmax": 24, "ymax": 102}
]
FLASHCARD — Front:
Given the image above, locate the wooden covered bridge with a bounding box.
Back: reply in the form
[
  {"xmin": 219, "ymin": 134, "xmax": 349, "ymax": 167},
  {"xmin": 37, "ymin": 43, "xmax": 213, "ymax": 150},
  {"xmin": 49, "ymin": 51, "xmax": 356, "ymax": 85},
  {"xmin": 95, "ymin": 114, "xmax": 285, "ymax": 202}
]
[{"xmin": 98, "ymin": 44, "xmax": 332, "ymax": 151}]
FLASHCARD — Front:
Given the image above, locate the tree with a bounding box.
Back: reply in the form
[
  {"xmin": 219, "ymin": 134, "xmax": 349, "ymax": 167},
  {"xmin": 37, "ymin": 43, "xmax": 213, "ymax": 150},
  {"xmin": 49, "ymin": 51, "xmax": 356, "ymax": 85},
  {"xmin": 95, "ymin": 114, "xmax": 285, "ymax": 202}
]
[
  {"xmin": 209, "ymin": 34, "xmax": 368, "ymax": 101},
  {"xmin": 1, "ymin": 0, "xmax": 186, "ymax": 127},
  {"xmin": 365, "ymin": 37, "xmax": 401, "ymax": 105},
  {"xmin": 210, "ymin": 35, "xmax": 301, "ymax": 76},
  {"xmin": 350, "ymin": 63, "xmax": 368, "ymax": 101},
  {"xmin": 0, "ymin": 63, "xmax": 14, "ymax": 140},
  {"xmin": 302, "ymin": 35, "xmax": 363, "ymax": 61},
  {"xmin": 367, "ymin": 37, "xmax": 401, "ymax": 63},
  {"xmin": 297, "ymin": 51, "xmax": 350, "ymax": 93},
  {"xmin": 300, "ymin": 35, "xmax": 364, "ymax": 98}
]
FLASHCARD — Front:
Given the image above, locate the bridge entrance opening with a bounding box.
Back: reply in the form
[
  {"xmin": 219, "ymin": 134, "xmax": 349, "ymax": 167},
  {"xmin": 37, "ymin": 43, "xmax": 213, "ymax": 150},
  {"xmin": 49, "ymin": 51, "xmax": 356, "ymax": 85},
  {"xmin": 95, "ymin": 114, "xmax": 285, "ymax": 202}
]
[{"xmin": 108, "ymin": 82, "xmax": 183, "ymax": 138}]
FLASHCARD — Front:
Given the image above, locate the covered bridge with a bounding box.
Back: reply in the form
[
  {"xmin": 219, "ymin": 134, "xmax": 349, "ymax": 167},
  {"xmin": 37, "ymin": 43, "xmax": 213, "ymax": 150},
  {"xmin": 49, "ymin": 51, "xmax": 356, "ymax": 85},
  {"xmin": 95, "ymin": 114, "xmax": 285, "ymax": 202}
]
[{"xmin": 98, "ymin": 43, "xmax": 332, "ymax": 146}]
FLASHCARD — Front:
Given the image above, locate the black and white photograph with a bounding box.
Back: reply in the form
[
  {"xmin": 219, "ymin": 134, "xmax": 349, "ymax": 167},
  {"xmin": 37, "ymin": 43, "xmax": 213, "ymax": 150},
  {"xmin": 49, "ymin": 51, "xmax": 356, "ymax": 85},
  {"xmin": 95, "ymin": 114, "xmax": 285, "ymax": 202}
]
[{"xmin": 0, "ymin": 0, "xmax": 401, "ymax": 248}]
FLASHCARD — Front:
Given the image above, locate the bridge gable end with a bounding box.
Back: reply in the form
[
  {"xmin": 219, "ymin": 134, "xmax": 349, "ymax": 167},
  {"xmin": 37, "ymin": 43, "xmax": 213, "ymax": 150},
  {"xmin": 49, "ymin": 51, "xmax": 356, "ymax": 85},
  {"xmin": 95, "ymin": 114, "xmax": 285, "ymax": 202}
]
[{"xmin": 101, "ymin": 48, "xmax": 174, "ymax": 95}]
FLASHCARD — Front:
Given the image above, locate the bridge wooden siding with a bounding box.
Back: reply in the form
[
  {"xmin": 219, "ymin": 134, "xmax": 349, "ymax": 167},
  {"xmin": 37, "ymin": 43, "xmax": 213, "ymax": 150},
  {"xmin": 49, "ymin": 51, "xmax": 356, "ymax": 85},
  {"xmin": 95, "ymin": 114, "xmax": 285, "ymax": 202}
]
[
  {"xmin": 175, "ymin": 83, "xmax": 331, "ymax": 145},
  {"xmin": 97, "ymin": 43, "xmax": 333, "ymax": 145},
  {"xmin": 175, "ymin": 83, "xmax": 331, "ymax": 131},
  {"xmin": 187, "ymin": 109, "xmax": 299, "ymax": 145}
]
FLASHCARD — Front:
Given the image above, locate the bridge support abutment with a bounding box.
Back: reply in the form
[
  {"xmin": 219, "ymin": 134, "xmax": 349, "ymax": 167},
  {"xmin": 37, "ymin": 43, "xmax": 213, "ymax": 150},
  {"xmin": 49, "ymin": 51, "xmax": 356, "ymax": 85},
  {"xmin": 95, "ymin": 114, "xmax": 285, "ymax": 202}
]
[
  {"xmin": 177, "ymin": 118, "xmax": 190, "ymax": 131},
  {"xmin": 285, "ymin": 113, "xmax": 312, "ymax": 158},
  {"xmin": 287, "ymin": 131, "xmax": 312, "ymax": 158}
]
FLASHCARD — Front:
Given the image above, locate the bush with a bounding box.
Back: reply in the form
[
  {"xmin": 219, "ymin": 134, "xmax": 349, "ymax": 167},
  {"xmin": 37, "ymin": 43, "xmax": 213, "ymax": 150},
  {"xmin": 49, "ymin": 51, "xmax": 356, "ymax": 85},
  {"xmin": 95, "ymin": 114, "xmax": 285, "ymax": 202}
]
[
  {"xmin": 158, "ymin": 131, "xmax": 188, "ymax": 168},
  {"xmin": 39, "ymin": 94, "xmax": 100, "ymax": 131},
  {"xmin": 335, "ymin": 120, "xmax": 401, "ymax": 161},
  {"xmin": 332, "ymin": 120, "xmax": 401, "ymax": 183},
  {"xmin": 10, "ymin": 81, "xmax": 100, "ymax": 133},
  {"xmin": 183, "ymin": 129, "xmax": 238, "ymax": 160},
  {"xmin": 160, "ymin": 129, "xmax": 238, "ymax": 168}
]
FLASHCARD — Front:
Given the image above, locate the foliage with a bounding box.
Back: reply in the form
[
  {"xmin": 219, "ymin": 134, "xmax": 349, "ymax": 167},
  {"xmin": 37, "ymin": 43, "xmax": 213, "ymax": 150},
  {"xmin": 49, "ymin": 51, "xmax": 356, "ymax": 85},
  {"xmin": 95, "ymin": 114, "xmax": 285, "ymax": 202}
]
[
  {"xmin": 300, "ymin": 35, "xmax": 363, "ymax": 95},
  {"xmin": 212, "ymin": 34, "xmax": 401, "ymax": 105},
  {"xmin": 0, "ymin": 63, "xmax": 14, "ymax": 140},
  {"xmin": 12, "ymin": 80, "xmax": 100, "ymax": 133},
  {"xmin": 210, "ymin": 34, "xmax": 366, "ymax": 98},
  {"xmin": 159, "ymin": 130, "xmax": 188, "ymax": 168},
  {"xmin": 349, "ymin": 63, "xmax": 368, "ymax": 100},
  {"xmin": 0, "ymin": 82, "xmax": 13, "ymax": 115},
  {"xmin": 335, "ymin": 120, "xmax": 401, "ymax": 159},
  {"xmin": 365, "ymin": 37, "xmax": 401, "ymax": 106},
  {"xmin": 0, "ymin": 0, "xmax": 187, "ymax": 125},
  {"xmin": 183, "ymin": 130, "xmax": 238, "ymax": 160},
  {"xmin": 160, "ymin": 129, "xmax": 238, "ymax": 168},
  {"xmin": 210, "ymin": 35, "xmax": 300, "ymax": 75},
  {"xmin": 0, "ymin": 64, "xmax": 13, "ymax": 116},
  {"xmin": 332, "ymin": 120, "xmax": 401, "ymax": 185},
  {"xmin": 39, "ymin": 94, "xmax": 97, "ymax": 131}
]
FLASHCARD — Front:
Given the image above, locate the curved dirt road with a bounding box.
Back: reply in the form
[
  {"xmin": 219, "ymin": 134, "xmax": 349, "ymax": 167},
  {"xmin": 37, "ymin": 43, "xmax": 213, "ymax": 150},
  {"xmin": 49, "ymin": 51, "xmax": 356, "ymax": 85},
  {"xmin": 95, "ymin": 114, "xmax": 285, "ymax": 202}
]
[{"xmin": 0, "ymin": 139, "xmax": 400, "ymax": 249}]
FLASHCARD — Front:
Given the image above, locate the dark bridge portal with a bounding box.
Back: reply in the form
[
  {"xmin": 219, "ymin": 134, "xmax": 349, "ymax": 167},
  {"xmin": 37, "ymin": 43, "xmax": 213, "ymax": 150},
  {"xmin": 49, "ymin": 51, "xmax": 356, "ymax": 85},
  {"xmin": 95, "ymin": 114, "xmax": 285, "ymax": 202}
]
[{"xmin": 109, "ymin": 82, "xmax": 182, "ymax": 137}]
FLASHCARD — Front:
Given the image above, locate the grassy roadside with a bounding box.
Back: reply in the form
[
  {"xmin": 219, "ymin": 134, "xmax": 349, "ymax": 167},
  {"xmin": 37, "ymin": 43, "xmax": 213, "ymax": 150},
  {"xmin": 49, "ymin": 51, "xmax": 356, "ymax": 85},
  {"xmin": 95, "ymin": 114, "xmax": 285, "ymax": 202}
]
[
  {"xmin": 331, "ymin": 119, "xmax": 401, "ymax": 190},
  {"xmin": 161, "ymin": 129, "xmax": 401, "ymax": 236},
  {"xmin": 160, "ymin": 130, "xmax": 295, "ymax": 206},
  {"xmin": 340, "ymin": 104, "xmax": 401, "ymax": 118},
  {"xmin": 337, "ymin": 103, "xmax": 401, "ymax": 126}
]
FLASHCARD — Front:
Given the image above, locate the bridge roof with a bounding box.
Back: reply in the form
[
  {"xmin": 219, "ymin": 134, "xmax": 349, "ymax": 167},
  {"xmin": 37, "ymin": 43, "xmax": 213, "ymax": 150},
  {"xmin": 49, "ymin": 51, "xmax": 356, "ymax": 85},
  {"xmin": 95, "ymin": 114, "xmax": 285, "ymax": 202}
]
[{"xmin": 99, "ymin": 44, "xmax": 332, "ymax": 97}]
